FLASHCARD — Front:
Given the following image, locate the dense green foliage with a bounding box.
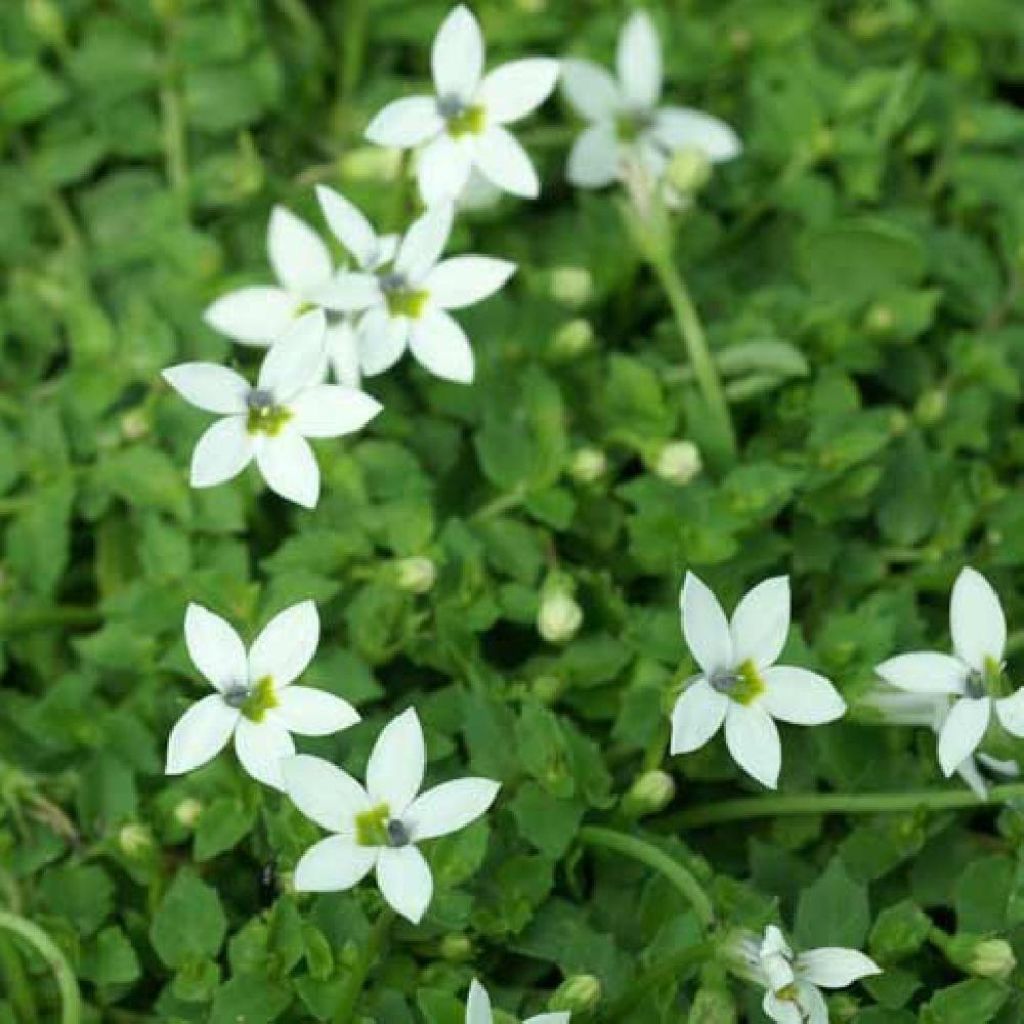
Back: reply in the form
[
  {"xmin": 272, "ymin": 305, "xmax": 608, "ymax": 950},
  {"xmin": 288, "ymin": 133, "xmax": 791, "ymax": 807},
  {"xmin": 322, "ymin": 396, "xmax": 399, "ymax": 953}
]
[{"xmin": 5, "ymin": 0, "xmax": 1024, "ymax": 1021}]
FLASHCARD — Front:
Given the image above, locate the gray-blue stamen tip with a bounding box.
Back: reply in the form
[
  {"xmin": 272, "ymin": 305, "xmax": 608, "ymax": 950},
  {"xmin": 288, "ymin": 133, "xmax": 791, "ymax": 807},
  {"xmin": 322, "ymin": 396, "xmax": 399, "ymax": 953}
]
[
  {"xmin": 246, "ymin": 388, "xmax": 275, "ymax": 410},
  {"xmin": 223, "ymin": 685, "xmax": 250, "ymax": 708},
  {"xmin": 386, "ymin": 819, "xmax": 411, "ymax": 847}
]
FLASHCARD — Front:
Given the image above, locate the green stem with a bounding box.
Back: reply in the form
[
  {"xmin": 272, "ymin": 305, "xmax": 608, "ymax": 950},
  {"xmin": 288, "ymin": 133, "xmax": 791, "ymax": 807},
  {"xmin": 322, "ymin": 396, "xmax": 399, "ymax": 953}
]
[
  {"xmin": 158, "ymin": 11, "xmax": 189, "ymax": 211},
  {"xmin": 469, "ymin": 488, "xmax": 526, "ymax": 523},
  {"xmin": 0, "ymin": 606, "xmax": 102, "ymax": 636},
  {"xmin": 332, "ymin": 908, "xmax": 393, "ymax": 1024},
  {"xmin": 0, "ymin": 934, "xmax": 39, "ymax": 1023},
  {"xmin": 338, "ymin": 0, "xmax": 368, "ymax": 106},
  {"xmin": 578, "ymin": 826, "xmax": 714, "ymax": 929},
  {"xmin": 672, "ymin": 782, "xmax": 1024, "ymax": 829},
  {"xmin": 0, "ymin": 912, "xmax": 81, "ymax": 1024}
]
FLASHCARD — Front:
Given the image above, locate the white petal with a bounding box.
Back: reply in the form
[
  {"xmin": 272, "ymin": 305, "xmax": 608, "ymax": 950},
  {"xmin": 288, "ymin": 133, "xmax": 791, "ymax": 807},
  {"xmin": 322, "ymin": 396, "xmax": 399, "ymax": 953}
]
[
  {"xmin": 268, "ymin": 206, "xmax": 333, "ymax": 296},
  {"xmin": 255, "ymin": 429, "xmax": 320, "ymax": 508},
  {"xmin": 761, "ymin": 667, "xmax": 846, "ymax": 726},
  {"xmin": 724, "ymin": 702, "xmax": 781, "ymax": 789},
  {"xmin": 670, "ymin": 679, "xmax": 728, "ymax": 754},
  {"xmin": 203, "ymin": 287, "xmax": 300, "ymax": 346},
  {"xmin": 653, "ymin": 107, "xmax": 742, "ymax": 163},
  {"xmin": 566, "ymin": 123, "xmax": 621, "ymax": 188},
  {"xmin": 396, "ymin": 204, "xmax": 454, "ymax": 281},
  {"xmin": 951, "ymin": 566, "xmax": 1007, "ymax": 672},
  {"xmin": 617, "ymin": 11, "xmax": 661, "ymax": 109},
  {"xmin": 184, "ymin": 604, "xmax": 247, "ymax": 692},
  {"xmin": 375, "ymin": 234, "xmax": 399, "ymax": 267},
  {"xmin": 479, "ymin": 59, "xmax": 560, "ymax": 124},
  {"xmin": 290, "ymin": 384, "xmax": 382, "ymax": 438},
  {"xmin": 293, "ymin": 835, "xmax": 376, "ymax": 892},
  {"xmin": 417, "ymin": 134, "xmax": 474, "ymax": 207},
  {"xmin": 431, "ymin": 5, "xmax": 484, "ymax": 101},
  {"xmin": 325, "ymin": 320, "xmax": 362, "ymax": 387},
  {"xmin": 190, "ymin": 416, "xmax": 255, "ymax": 488},
  {"xmin": 524, "ymin": 1017, "xmax": 571, "ymax": 1024},
  {"xmin": 730, "ymin": 576, "xmax": 790, "ymax": 668},
  {"xmin": 366, "ymin": 96, "xmax": 444, "ymax": 148},
  {"xmin": 257, "ymin": 310, "xmax": 327, "ymax": 400},
  {"xmin": 762, "ymin": 992, "xmax": 802, "ymax": 1024},
  {"xmin": 314, "ymin": 272, "xmax": 382, "ymax": 313},
  {"xmin": 273, "ymin": 687, "xmax": 360, "ymax": 737},
  {"xmin": 474, "ymin": 126, "xmax": 540, "ymax": 198},
  {"xmin": 315, "ymin": 185, "xmax": 379, "ymax": 268},
  {"xmin": 424, "ymin": 256, "xmax": 516, "ymax": 309},
  {"xmin": 797, "ymin": 948, "xmax": 882, "ymax": 988},
  {"xmin": 938, "ymin": 697, "xmax": 991, "ymax": 777},
  {"xmin": 955, "ymin": 755, "xmax": 991, "ymax": 800},
  {"xmin": 680, "ymin": 572, "xmax": 734, "ymax": 678},
  {"xmin": 995, "ymin": 689, "xmax": 1024, "ymax": 738},
  {"xmin": 281, "ymin": 753, "xmax": 370, "ymax": 833},
  {"xmin": 409, "ymin": 309, "xmax": 475, "ymax": 383},
  {"xmin": 560, "ymin": 59, "xmax": 621, "ymax": 123},
  {"xmin": 403, "ymin": 778, "xmax": 500, "ymax": 841},
  {"xmin": 162, "ymin": 363, "xmax": 249, "ymax": 415},
  {"xmin": 248, "ymin": 599, "xmax": 319, "ymax": 687},
  {"xmin": 376, "ymin": 845, "xmax": 433, "ymax": 924},
  {"xmin": 366, "ymin": 707, "xmax": 425, "ymax": 817},
  {"xmin": 165, "ymin": 695, "xmax": 238, "ymax": 775},
  {"xmin": 234, "ymin": 716, "xmax": 295, "ymax": 790},
  {"xmin": 467, "ymin": 980, "xmax": 492, "ymax": 1024},
  {"xmin": 874, "ymin": 651, "xmax": 967, "ymax": 695},
  {"xmin": 796, "ymin": 984, "xmax": 829, "ymax": 1024},
  {"xmin": 358, "ymin": 308, "xmax": 410, "ymax": 376}
]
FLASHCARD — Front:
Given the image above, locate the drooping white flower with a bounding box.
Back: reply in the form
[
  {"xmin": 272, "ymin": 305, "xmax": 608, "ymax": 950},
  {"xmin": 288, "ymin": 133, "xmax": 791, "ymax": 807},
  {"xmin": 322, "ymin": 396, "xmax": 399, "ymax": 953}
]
[
  {"xmin": 670, "ymin": 573, "xmax": 846, "ymax": 789},
  {"xmin": 875, "ymin": 566, "xmax": 1024, "ymax": 777},
  {"xmin": 365, "ymin": 5, "xmax": 559, "ymax": 205},
  {"xmin": 162, "ymin": 310, "xmax": 382, "ymax": 508},
  {"xmin": 317, "ymin": 203, "xmax": 514, "ymax": 383},
  {"xmin": 282, "ymin": 708, "xmax": 499, "ymax": 924},
  {"xmin": 466, "ymin": 979, "xmax": 569, "ymax": 1024},
  {"xmin": 561, "ymin": 11, "xmax": 740, "ymax": 190},
  {"xmin": 165, "ymin": 601, "xmax": 358, "ymax": 790}
]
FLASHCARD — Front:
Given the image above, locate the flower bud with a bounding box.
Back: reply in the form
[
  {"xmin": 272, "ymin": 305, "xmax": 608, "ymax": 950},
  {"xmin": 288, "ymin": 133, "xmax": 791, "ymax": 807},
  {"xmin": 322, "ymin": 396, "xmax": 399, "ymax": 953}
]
[
  {"xmin": 690, "ymin": 983, "xmax": 737, "ymax": 1024},
  {"xmin": 549, "ymin": 974, "xmax": 601, "ymax": 1014},
  {"xmin": 914, "ymin": 388, "xmax": 947, "ymax": 425},
  {"xmin": 621, "ymin": 770, "xmax": 676, "ymax": 818},
  {"xmin": 531, "ymin": 674, "xmax": 563, "ymax": 705},
  {"xmin": 569, "ymin": 447, "xmax": 607, "ymax": 484},
  {"xmin": 551, "ymin": 319, "xmax": 595, "ymax": 359},
  {"xmin": 549, "ymin": 267, "xmax": 594, "ymax": 308},
  {"xmin": 118, "ymin": 823, "xmax": 154, "ymax": 858},
  {"xmin": 942, "ymin": 934, "xmax": 1016, "ymax": 980},
  {"xmin": 537, "ymin": 588, "xmax": 583, "ymax": 644},
  {"xmin": 440, "ymin": 933, "xmax": 473, "ymax": 961},
  {"xmin": 340, "ymin": 146, "xmax": 403, "ymax": 182},
  {"xmin": 173, "ymin": 798, "xmax": 203, "ymax": 828},
  {"xmin": 121, "ymin": 409, "xmax": 150, "ymax": 441},
  {"xmin": 26, "ymin": 0, "xmax": 67, "ymax": 47},
  {"xmin": 395, "ymin": 555, "xmax": 437, "ymax": 594},
  {"xmin": 653, "ymin": 441, "xmax": 702, "ymax": 485},
  {"xmin": 666, "ymin": 147, "xmax": 712, "ymax": 195}
]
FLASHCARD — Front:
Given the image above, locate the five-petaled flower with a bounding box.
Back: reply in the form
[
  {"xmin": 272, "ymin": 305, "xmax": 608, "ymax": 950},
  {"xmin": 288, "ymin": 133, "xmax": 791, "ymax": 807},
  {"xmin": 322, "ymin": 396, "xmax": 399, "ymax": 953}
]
[
  {"xmin": 365, "ymin": 5, "xmax": 559, "ymax": 205},
  {"xmin": 561, "ymin": 11, "xmax": 740, "ymax": 190},
  {"xmin": 165, "ymin": 601, "xmax": 358, "ymax": 790},
  {"xmin": 162, "ymin": 310, "xmax": 382, "ymax": 507},
  {"xmin": 317, "ymin": 203, "xmax": 514, "ymax": 383},
  {"xmin": 875, "ymin": 566, "xmax": 1024, "ymax": 777},
  {"xmin": 465, "ymin": 979, "xmax": 569, "ymax": 1024},
  {"xmin": 282, "ymin": 708, "xmax": 500, "ymax": 923},
  {"xmin": 670, "ymin": 573, "xmax": 846, "ymax": 789}
]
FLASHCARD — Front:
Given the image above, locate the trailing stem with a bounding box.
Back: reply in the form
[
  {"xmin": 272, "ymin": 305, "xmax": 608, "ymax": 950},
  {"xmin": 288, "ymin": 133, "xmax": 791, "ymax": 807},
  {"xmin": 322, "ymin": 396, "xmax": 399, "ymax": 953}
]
[{"xmin": 0, "ymin": 911, "xmax": 81, "ymax": 1024}]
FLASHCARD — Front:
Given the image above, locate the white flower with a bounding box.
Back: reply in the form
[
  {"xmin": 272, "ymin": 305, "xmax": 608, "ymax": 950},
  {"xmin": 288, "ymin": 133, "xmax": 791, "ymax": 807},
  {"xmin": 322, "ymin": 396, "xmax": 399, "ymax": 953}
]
[
  {"xmin": 162, "ymin": 310, "xmax": 382, "ymax": 508},
  {"xmin": 744, "ymin": 926, "xmax": 880, "ymax": 1024},
  {"xmin": 561, "ymin": 11, "xmax": 740, "ymax": 190},
  {"xmin": 875, "ymin": 566, "xmax": 1024, "ymax": 777},
  {"xmin": 466, "ymin": 979, "xmax": 569, "ymax": 1024},
  {"xmin": 282, "ymin": 708, "xmax": 499, "ymax": 924},
  {"xmin": 317, "ymin": 203, "xmax": 514, "ymax": 383},
  {"xmin": 365, "ymin": 5, "xmax": 559, "ymax": 205},
  {"xmin": 165, "ymin": 601, "xmax": 358, "ymax": 791},
  {"xmin": 669, "ymin": 573, "xmax": 846, "ymax": 789}
]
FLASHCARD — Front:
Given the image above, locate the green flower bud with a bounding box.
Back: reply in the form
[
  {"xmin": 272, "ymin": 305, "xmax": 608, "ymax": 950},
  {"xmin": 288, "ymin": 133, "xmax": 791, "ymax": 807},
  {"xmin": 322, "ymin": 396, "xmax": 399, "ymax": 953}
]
[
  {"xmin": 339, "ymin": 146, "xmax": 403, "ymax": 182},
  {"xmin": 538, "ymin": 590, "xmax": 583, "ymax": 644},
  {"xmin": 440, "ymin": 933, "xmax": 473, "ymax": 961},
  {"xmin": 549, "ymin": 974, "xmax": 602, "ymax": 1014},
  {"xmin": 942, "ymin": 934, "xmax": 1016, "ymax": 980},
  {"xmin": 569, "ymin": 447, "xmax": 607, "ymax": 484},
  {"xmin": 26, "ymin": 0, "xmax": 67, "ymax": 47},
  {"xmin": 666, "ymin": 147, "xmax": 712, "ymax": 195},
  {"xmin": 118, "ymin": 823, "xmax": 154, "ymax": 857},
  {"xmin": 551, "ymin": 319, "xmax": 595, "ymax": 359},
  {"xmin": 653, "ymin": 441, "xmax": 702, "ymax": 485},
  {"xmin": 395, "ymin": 555, "xmax": 437, "ymax": 594},
  {"xmin": 531, "ymin": 674, "xmax": 563, "ymax": 705},
  {"xmin": 621, "ymin": 770, "xmax": 676, "ymax": 818},
  {"xmin": 121, "ymin": 409, "xmax": 150, "ymax": 441},
  {"xmin": 549, "ymin": 266, "xmax": 594, "ymax": 308},
  {"xmin": 173, "ymin": 798, "xmax": 203, "ymax": 828},
  {"xmin": 914, "ymin": 388, "xmax": 947, "ymax": 425},
  {"xmin": 690, "ymin": 983, "xmax": 737, "ymax": 1024}
]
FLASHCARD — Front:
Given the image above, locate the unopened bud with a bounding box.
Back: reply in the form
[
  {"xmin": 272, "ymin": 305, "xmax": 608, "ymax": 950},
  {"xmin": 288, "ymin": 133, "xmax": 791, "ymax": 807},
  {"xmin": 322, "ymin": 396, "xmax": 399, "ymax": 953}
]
[
  {"xmin": 914, "ymin": 388, "xmax": 947, "ymax": 425},
  {"xmin": 440, "ymin": 933, "xmax": 473, "ymax": 961},
  {"xmin": 549, "ymin": 267, "xmax": 594, "ymax": 308},
  {"xmin": 549, "ymin": 975, "xmax": 601, "ymax": 1014},
  {"xmin": 173, "ymin": 798, "xmax": 203, "ymax": 828},
  {"xmin": 395, "ymin": 556, "xmax": 437, "ymax": 594},
  {"xmin": 118, "ymin": 823, "xmax": 153, "ymax": 857},
  {"xmin": 121, "ymin": 409, "xmax": 150, "ymax": 441},
  {"xmin": 865, "ymin": 303, "xmax": 895, "ymax": 333},
  {"xmin": 666, "ymin": 146, "xmax": 712, "ymax": 194},
  {"xmin": 531, "ymin": 674, "xmax": 563, "ymax": 704},
  {"xmin": 653, "ymin": 441, "xmax": 702, "ymax": 485},
  {"xmin": 621, "ymin": 770, "xmax": 676, "ymax": 818},
  {"xmin": 537, "ymin": 589, "xmax": 583, "ymax": 645},
  {"xmin": 690, "ymin": 984, "xmax": 737, "ymax": 1024},
  {"xmin": 26, "ymin": 0, "xmax": 67, "ymax": 47},
  {"xmin": 551, "ymin": 319, "xmax": 595, "ymax": 359},
  {"xmin": 340, "ymin": 146, "xmax": 403, "ymax": 182},
  {"xmin": 570, "ymin": 447, "xmax": 607, "ymax": 484},
  {"xmin": 942, "ymin": 934, "xmax": 1016, "ymax": 980}
]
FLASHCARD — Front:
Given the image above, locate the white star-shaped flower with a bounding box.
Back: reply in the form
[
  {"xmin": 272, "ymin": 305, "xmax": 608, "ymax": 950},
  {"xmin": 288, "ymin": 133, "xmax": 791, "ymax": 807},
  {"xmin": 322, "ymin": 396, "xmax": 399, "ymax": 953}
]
[
  {"xmin": 317, "ymin": 202, "xmax": 514, "ymax": 383},
  {"xmin": 670, "ymin": 573, "xmax": 846, "ymax": 789},
  {"xmin": 466, "ymin": 979, "xmax": 569, "ymax": 1024},
  {"xmin": 282, "ymin": 708, "xmax": 500, "ymax": 924},
  {"xmin": 165, "ymin": 601, "xmax": 358, "ymax": 791},
  {"xmin": 875, "ymin": 566, "xmax": 1024, "ymax": 777},
  {"xmin": 162, "ymin": 310, "xmax": 382, "ymax": 508},
  {"xmin": 561, "ymin": 11, "xmax": 740, "ymax": 189},
  {"xmin": 365, "ymin": 5, "xmax": 559, "ymax": 205}
]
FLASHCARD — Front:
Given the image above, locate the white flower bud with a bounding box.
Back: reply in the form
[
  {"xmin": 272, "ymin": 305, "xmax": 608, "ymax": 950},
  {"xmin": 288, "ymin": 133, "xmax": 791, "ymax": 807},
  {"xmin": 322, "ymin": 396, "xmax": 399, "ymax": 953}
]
[
  {"xmin": 549, "ymin": 975, "xmax": 602, "ymax": 1014},
  {"xmin": 666, "ymin": 146, "xmax": 712, "ymax": 195},
  {"xmin": 551, "ymin": 319, "xmax": 595, "ymax": 358},
  {"xmin": 173, "ymin": 798, "xmax": 203, "ymax": 828},
  {"xmin": 395, "ymin": 556, "xmax": 437, "ymax": 594},
  {"xmin": 654, "ymin": 441, "xmax": 702, "ymax": 485},
  {"xmin": 549, "ymin": 266, "xmax": 594, "ymax": 308},
  {"xmin": 340, "ymin": 146, "xmax": 403, "ymax": 182},
  {"xmin": 621, "ymin": 769, "xmax": 676, "ymax": 817},
  {"xmin": 570, "ymin": 447, "xmax": 607, "ymax": 484},
  {"xmin": 118, "ymin": 823, "xmax": 153, "ymax": 857},
  {"xmin": 538, "ymin": 591, "xmax": 583, "ymax": 644}
]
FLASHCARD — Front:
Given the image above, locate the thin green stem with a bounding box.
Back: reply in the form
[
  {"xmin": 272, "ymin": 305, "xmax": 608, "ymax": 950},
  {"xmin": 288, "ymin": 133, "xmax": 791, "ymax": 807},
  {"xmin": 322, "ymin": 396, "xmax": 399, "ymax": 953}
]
[
  {"xmin": 158, "ymin": 10, "xmax": 189, "ymax": 212},
  {"xmin": 338, "ymin": 0, "xmax": 368, "ymax": 106},
  {"xmin": 470, "ymin": 488, "xmax": 526, "ymax": 523},
  {"xmin": 0, "ymin": 934, "xmax": 39, "ymax": 1023},
  {"xmin": 578, "ymin": 826, "xmax": 714, "ymax": 929},
  {"xmin": 0, "ymin": 606, "xmax": 102, "ymax": 636},
  {"xmin": 0, "ymin": 912, "xmax": 81, "ymax": 1024},
  {"xmin": 332, "ymin": 908, "xmax": 394, "ymax": 1024}
]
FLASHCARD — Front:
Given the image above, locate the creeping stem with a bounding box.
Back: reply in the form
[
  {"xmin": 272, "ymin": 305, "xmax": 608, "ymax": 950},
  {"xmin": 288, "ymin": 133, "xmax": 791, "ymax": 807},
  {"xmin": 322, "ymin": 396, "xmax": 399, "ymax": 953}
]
[
  {"xmin": 332, "ymin": 908, "xmax": 394, "ymax": 1024},
  {"xmin": 0, "ymin": 912, "xmax": 82, "ymax": 1024}
]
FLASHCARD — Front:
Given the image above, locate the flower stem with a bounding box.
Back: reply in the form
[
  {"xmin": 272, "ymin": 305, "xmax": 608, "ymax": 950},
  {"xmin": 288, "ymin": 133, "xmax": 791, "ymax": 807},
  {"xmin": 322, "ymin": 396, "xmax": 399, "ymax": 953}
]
[
  {"xmin": 672, "ymin": 782, "xmax": 1024, "ymax": 829},
  {"xmin": 332, "ymin": 908, "xmax": 394, "ymax": 1024},
  {"xmin": 0, "ymin": 911, "xmax": 81, "ymax": 1024},
  {"xmin": 0, "ymin": 606, "xmax": 102, "ymax": 636},
  {"xmin": 577, "ymin": 825, "xmax": 714, "ymax": 929}
]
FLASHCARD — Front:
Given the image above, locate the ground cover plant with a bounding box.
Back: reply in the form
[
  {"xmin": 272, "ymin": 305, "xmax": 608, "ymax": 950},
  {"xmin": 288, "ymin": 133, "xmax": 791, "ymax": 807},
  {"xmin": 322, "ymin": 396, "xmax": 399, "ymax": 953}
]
[{"xmin": 4, "ymin": 0, "xmax": 1024, "ymax": 1021}]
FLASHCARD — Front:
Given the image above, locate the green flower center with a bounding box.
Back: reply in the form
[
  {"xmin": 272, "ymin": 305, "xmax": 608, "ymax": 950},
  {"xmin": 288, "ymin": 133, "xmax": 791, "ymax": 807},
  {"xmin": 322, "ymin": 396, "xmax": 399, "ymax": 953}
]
[
  {"xmin": 443, "ymin": 102, "xmax": 486, "ymax": 138},
  {"xmin": 968, "ymin": 655, "xmax": 1006, "ymax": 698},
  {"xmin": 380, "ymin": 274, "xmax": 429, "ymax": 319},
  {"xmin": 223, "ymin": 676, "xmax": 278, "ymax": 723},
  {"xmin": 615, "ymin": 109, "xmax": 654, "ymax": 143},
  {"xmin": 711, "ymin": 659, "xmax": 766, "ymax": 706},
  {"xmin": 354, "ymin": 804, "xmax": 412, "ymax": 847},
  {"xmin": 245, "ymin": 389, "xmax": 292, "ymax": 436}
]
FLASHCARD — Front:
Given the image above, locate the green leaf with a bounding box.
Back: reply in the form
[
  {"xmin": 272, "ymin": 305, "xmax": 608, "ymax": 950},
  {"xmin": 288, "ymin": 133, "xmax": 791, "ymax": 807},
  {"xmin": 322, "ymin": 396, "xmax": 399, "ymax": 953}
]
[
  {"xmin": 150, "ymin": 870, "xmax": 228, "ymax": 969},
  {"xmin": 795, "ymin": 857, "xmax": 870, "ymax": 949}
]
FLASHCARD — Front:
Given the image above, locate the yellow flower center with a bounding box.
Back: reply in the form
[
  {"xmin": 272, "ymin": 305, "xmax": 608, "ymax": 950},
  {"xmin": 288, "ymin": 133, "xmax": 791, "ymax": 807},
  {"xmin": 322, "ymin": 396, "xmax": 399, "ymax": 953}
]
[
  {"xmin": 385, "ymin": 288, "xmax": 429, "ymax": 319},
  {"xmin": 712, "ymin": 658, "xmax": 766, "ymax": 706},
  {"xmin": 446, "ymin": 103, "xmax": 486, "ymax": 138},
  {"xmin": 355, "ymin": 803, "xmax": 392, "ymax": 847},
  {"xmin": 223, "ymin": 676, "xmax": 278, "ymax": 723},
  {"xmin": 245, "ymin": 389, "xmax": 292, "ymax": 436}
]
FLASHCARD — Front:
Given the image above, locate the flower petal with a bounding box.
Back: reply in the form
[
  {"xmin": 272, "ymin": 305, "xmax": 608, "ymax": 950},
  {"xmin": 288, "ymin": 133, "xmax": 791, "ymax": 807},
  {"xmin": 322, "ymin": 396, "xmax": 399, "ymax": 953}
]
[
  {"xmin": 314, "ymin": 272, "xmax": 382, "ymax": 313},
  {"xmin": 762, "ymin": 992, "xmax": 802, "ymax": 1024},
  {"xmin": 797, "ymin": 948, "xmax": 882, "ymax": 988},
  {"xmin": 995, "ymin": 689, "xmax": 1024, "ymax": 738},
  {"xmin": 395, "ymin": 204, "xmax": 454, "ymax": 281},
  {"xmin": 417, "ymin": 133, "xmax": 474, "ymax": 207},
  {"xmin": 479, "ymin": 58, "xmax": 560, "ymax": 124},
  {"xmin": 234, "ymin": 716, "xmax": 295, "ymax": 790},
  {"xmin": 409, "ymin": 309, "xmax": 475, "ymax": 383},
  {"xmin": 653, "ymin": 107, "xmax": 742, "ymax": 163},
  {"xmin": 289, "ymin": 384, "xmax": 382, "ymax": 438},
  {"xmin": 404, "ymin": 778, "xmax": 500, "ymax": 841},
  {"xmin": 474, "ymin": 126, "xmax": 540, "ymax": 198},
  {"xmin": 761, "ymin": 666, "xmax": 846, "ymax": 725},
  {"xmin": 560, "ymin": 59, "xmax": 621, "ymax": 123},
  {"xmin": 165, "ymin": 695, "xmax": 238, "ymax": 775},
  {"xmin": 467, "ymin": 980, "xmax": 492, "ymax": 1024},
  {"xmin": 162, "ymin": 363, "xmax": 249, "ymax": 415},
  {"xmin": 357, "ymin": 308, "xmax": 410, "ymax": 376},
  {"xmin": 281, "ymin": 753, "xmax": 370, "ymax": 833},
  {"xmin": 293, "ymin": 834, "xmax": 377, "ymax": 891},
  {"xmin": 795, "ymin": 983, "xmax": 828, "ymax": 1024},
  {"xmin": 567, "ymin": 123, "xmax": 621, "ymax": 188},
  {"xmin": 680, "ymin": 572, "xmax": 734, "ymax": 678},
  {"xmin": 724, "ymin": 702, "xmax": 781, "ymax": 789},
  {"xmin": 951, "ymin": 566, "xmax": 1007, "ymax": 672},
  {"xmin": 730, "ymin": 576, "xmax": 790, "ymax": 668},
  {"xmin": 431, "ymin": 4, "xmax": 484, "ymax": 101},
  {"xmin": 938, "ymin": 696, "xmax": 991, "ymax": 777},
  {"xmin": 325, "ymin": 320, "xmax": 362, "ymax": 387},
  {"xmin": 257, "ymin": 310, "xmax": 327, "ymax": 400},
  {"xmin": 670, "ymin": 678, "xmax": 728, "ymax": 754},
  {"xmin": 366, "ymin": 707, "xmax": 425, "ymax": 817},
  {"xmin": 203, "ymin": 287, "xmax": 299, "ymax": 346},
  {"xmin": 248, "ymin": 599, "xmax": 319, "ymax": 687},
  {"xmin": 376, "ymin": 844, "xmax": 433, "ymax": 924},
  {"xmin": 255, "ymin": 429, "xmax": 320, "ymax": 508},
  {"xmin": 190, "ymin": 416, "xmax": 255, "ymax": 489},
  {"xmin": 315, "ymin": 185, "xmax": 379, "ymax": 268},
  {"xmin": 617, "ymin": 11, "xmax": 661, "ymax": 109},
  {"xmin": 424, "ymin": 256, "xmax": 516, "ymax": 309},
  {"xmin": 268, "ymin": 206, "xmax": 333, "ymax": 296},
  {"xmin": 273, "ymin": 687, "xmax": 360, "ymax": 737},
  {"xmin": 524, "ymin": 1017, "xmax": 571, "ymax": 1024},
  {"xmin": 366, "ymin": 96, "xmax": 444, "ymax": 148},
  {"xmin": 874, "ymin": 651, "xmax": 967, "ymax": 695},
  {"xmin": 184, "ymin": 603, "xmax": 247, "ymax": 692}
]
